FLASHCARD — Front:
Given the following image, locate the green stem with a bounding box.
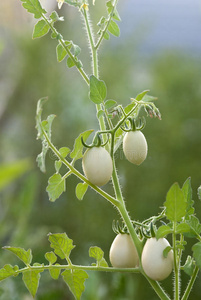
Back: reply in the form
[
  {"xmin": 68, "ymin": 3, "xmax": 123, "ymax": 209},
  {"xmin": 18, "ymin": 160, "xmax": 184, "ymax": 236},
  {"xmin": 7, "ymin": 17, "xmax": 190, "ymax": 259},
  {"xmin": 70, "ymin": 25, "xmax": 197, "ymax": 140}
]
[
  {"xmin": 173, "ymin": 222, "xmax": 180, "ymax": 300},
  {"xmin": 42, "ymin": 14, "xmax": 90, "ymax": 85},
  {"xmin": 95, "ymin": 0, "xmax": 119, "ymax": 50},
  {"xmin": 181, "ymin": 266, "xmax": 199, "ymax": 300}
]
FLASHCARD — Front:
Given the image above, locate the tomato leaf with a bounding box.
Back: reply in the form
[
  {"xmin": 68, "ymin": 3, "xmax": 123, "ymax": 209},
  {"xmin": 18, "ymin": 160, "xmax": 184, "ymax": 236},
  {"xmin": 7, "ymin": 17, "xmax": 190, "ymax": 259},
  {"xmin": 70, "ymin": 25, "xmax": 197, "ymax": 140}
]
[
  {"xmin": 3, "ymin": 247, "xmax": 32, "ymax": 266},
  {"xmin": 62, "ymin": 269, "xmax": 88, "ymax": 300},
  {"xmin": 108, "ymin": 20, "xmax": 120, "ymax": 37},
  {"xmin": 46, "ymin": 173, "xmax": 66, "ymax": 202},
  {"xmin": 89, "ymin": 246, "xmax": 108, "ymax": 267},
  {"xmin": 32, "ymin": 20, "xmax": 50, "ymax": 39},
  {"xmin": 49, "ymin": 264, "xmax": 61, "ymax": 280},
  {"xmin": 59, "ymin": 147, "xmax": 70, "ymax": 158},
  {"xmin": 20, "ymin": 0, "xmax": 47, "ymax": 19},
  {"xmin": 56, "ymin": 41, "xmax": 71, "ymax": 62},
  {"xmin": 48, "ymin": 233, "xmax": 75, "ymax": 261},
  {"xmin": 182, "ymin": 177, "xmax": 194, "ymax": 216},
  {"xmin": 163, "ymin": 246, "xmax": 172, "ymax": 258},
  {"xmin": 185, "ymin": 215, "xmax": 201, "ymax": 238},
  {"xmin": 156, "ymin": 225, "xmax": 173, "ymax": 239},
  {"xmin": 183, "ymin": 256, "xmax": 195, "ymax": 276},
  {"xmin": 45, "ymin": 251, "xmax": 57, "ymax": 265},
  {"xmin": 164, "ymin": 183, "xmax": 187, "ymax": 222},
  {"xmin": 22, "ymin": 269, "xmax": 43, "ymax": 298},
  {"xmin": 75, "ymin": 183, "xmax": 88, "ymax": 200},
  {"xmin": 176, "ymin": 223, "xmax": 191, "ymax": 234},
  {"xmin": 135, "ymin": 90, "xmax": 149, "ymax": 101},
  {"xmin": 70, "ymin": 130, "xmax": 93, "ymax": 162},
  {"xmin": 89, "ymin": 75, "xmax": 107, "ymax": 104},
  {"xmin": 192, "ymin": 242, "xmax": 201, "ymax": 269},
  {"xmin": 0, "ymin": 265, "xmax": 19, "ymax": 281},
  {"xmin": 105, "ymin": 99, "xmax": 117, "ymax": 110}
]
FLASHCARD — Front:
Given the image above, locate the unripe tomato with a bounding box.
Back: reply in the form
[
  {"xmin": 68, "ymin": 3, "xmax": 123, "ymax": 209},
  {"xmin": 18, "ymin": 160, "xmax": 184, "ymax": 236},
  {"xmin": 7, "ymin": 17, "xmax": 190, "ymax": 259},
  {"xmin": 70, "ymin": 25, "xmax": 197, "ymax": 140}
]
[
  {"xmin": 123, "ymin": 130, "xmax": 148, "ymax": 165},
  {"xmin": 141, "ymin": 237, "xmax": 174, "ymax": 281},
  {"xmin": 109, "ymin": 233, "xmax": 139, "ymax": 268},
  {"xmin": 82, "ymin": 147, "xmax": 113, "ymax": 186}
]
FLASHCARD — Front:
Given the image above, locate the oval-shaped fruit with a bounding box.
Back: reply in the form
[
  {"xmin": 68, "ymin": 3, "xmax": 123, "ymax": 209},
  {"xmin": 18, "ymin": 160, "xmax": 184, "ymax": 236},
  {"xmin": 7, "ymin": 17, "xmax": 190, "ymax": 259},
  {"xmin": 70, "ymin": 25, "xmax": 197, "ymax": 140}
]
[
  {"xmin": 123, "ymin": 130, "xmax": 148, "ymax": 165},
  {"xmin": 141, "ymin": 237, "xmax": 174, "ymax": 281},
  {"xmin": 109, "ymin": 233, "xmax": 139, "ymax": 268},
  {"xmin": 82, "ymin": 147, "xmax": 113, "ymax": 186}
]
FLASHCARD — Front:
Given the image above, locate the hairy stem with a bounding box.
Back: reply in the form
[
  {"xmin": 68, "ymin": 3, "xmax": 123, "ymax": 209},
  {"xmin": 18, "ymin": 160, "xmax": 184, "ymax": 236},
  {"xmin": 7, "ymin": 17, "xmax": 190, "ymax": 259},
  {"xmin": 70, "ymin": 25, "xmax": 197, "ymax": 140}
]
[
  {"xmin": 173, "ymin": 222, "xmax": 180, "ymax": 300},
  {"xmin": 181, "ymin": 266, "xmax": 199, "ymax": 300}
]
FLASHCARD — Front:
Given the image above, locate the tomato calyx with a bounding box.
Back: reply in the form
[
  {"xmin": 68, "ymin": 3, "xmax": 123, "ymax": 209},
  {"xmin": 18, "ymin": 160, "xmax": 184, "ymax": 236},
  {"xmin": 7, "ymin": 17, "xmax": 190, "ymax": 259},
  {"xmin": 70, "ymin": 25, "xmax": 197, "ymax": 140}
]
[
  {"xmin": 112, "ymin": 220, "xmax": 128, "ymax": 235},
  {"xmin": 81, "ymin": 132, "xmax": 110, "ymax": 149},
  {"xmin": 121, "ymin": 116, "xmax": 146, "ymax": 133}
]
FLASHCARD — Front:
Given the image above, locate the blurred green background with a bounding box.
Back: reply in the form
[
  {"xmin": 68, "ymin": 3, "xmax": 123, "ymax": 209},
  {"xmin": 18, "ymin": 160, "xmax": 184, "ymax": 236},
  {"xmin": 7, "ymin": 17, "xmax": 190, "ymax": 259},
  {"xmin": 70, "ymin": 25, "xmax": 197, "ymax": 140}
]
[{"xmin": 0, "ymin": 0, "xmax": 201, "ymax": 299}]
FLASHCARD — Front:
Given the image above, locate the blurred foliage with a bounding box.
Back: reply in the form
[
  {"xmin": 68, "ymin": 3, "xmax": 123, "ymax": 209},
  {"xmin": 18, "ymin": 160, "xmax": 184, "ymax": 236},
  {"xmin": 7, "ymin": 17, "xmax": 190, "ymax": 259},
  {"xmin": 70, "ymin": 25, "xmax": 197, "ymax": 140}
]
[{"xmin": 0, "ymin": 2, "xmax": 201, "ymax": 299}]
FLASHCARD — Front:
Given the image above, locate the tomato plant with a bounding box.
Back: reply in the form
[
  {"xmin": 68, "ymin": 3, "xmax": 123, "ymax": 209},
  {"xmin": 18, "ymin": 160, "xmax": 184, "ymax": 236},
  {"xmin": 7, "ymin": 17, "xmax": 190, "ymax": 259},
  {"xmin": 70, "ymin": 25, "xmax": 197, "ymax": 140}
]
[{"xmin": 0, "ymin": 1, "xmax": 201, "ymax": 300}]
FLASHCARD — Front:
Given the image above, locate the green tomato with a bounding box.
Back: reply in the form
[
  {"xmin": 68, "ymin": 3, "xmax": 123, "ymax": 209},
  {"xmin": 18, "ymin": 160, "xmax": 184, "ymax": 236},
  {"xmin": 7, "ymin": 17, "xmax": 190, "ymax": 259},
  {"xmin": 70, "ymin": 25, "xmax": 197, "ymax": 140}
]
[
  {"xmin": 141, "ymin": 237, "xmax": 174, "ymax": 281},
  {"xmin": 82, "ymin": 147, "xmax": 113, "ymax": 186},
  {"xmin": 123, "ymin": 130, "xmax": 148, "ymax": 165},
  {"xmin": 109, "ymin": 233, "xmax": 139, "ymax": 268}
]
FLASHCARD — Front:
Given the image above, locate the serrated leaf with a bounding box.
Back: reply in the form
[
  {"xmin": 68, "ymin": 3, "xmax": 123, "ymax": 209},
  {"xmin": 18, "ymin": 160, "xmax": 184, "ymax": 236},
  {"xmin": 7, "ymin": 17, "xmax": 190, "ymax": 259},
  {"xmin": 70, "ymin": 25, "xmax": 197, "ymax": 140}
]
[
  {"xmin": 49, "ymin": 264, "xmax": 61, "ymax": 280},
  {"xmin": 192, "ymin": 242, "xmax": 201, "ymax": 269},
  {"xmin": 182, "ymin": 177, "xmax": 194, "ymax": 216},
  {"xmin": 108, "ymin": 19, "xmax": 120, "ymax": 37},
  {"xmin": 67, "ymin": 57, "xmax": 75, "ymax": 68},
  {"xmin": 23, "ymin": 269, "xmax": 42, "ymax": 298},
  {"xmin": 163, "ymin": 246, "xmax": 172, "ymax": 258},
  {"xmin": 56, "ymin": 41, "xmax": 71, "ymax": 62},
  {"xmin": 45, "ymin": 252, "xmax": 57, "ymax": 264},
  {"xmin": 55, "ymin": 160, "xmax": 62, "ymax": 173},
  {"xmin": 0, "ymin": 265, "xmax": 18, "ymax": 281},
  {"xmin": 89, "ymin": 246, "xmax": 108, "ymax": 267},
  {"xmin": 176, "ymin": 223, "xmax": 191, "ymax": 234},
  {"xmin": 156, "ymin": 225, "xmax": 173, "ymax": 239},
  {"xmin": 3, "ymin": 247, "xmax": 32, "ymax": 266},
  {"xmin": 198, "ymin": 186, "xmax": 201, "ymax": 200},
  {"xmin": 20, "ymin": 0, "xmax": 47, "ymax": 19},
  {"xmin": 46, "ymin": 173, "xmax": 66, "ymax": 202},
  {"xmin": 70, "ymin": 130, "xmax": 93, "ymax": 162},
  {"xmin": 59, "ymin": 147, "xmax": 70, "ymax": 158},
  {"xmin": 105, "ymin": 99, "xmax": 117, "ymax": 110},
  {"xmin": 76, "ymin": 183, "xmax": 88, "ymax": 200},
  {"xmin": 48, "ymin": 233, "xmax": 75, "ymax": 261},
  {"xmin": 164, "ymin": 183, "xmax": 187, "ymax": 222},
  {"xmin": 183, "ymin": 256, "xmax": 195, "ymax": 276},
  {"xmin": 89, "ymin": 75, "xmax": 107, "ymax": 104},
  {"xmin": 32, "ymin": 19, "xmax": 50, "ymax": 39},
  {"xmin": 62, "ymin": 269, "xmax": 88, "ymax": 300},
  {"xmin": 185, "ymin": 215, "xmax": 201, "ymax": 238},
  {"xmin": 136, "ymin": 90, "xmax": 149, "ymax": 101}
]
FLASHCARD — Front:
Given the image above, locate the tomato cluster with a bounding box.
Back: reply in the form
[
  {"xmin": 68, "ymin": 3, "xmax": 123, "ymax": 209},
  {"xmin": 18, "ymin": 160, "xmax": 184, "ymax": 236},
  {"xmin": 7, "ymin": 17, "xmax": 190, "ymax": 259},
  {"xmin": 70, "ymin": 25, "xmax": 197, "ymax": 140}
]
[{"xmin": 109, "ymin": 235, "xmax": 173, "ymax": 281}]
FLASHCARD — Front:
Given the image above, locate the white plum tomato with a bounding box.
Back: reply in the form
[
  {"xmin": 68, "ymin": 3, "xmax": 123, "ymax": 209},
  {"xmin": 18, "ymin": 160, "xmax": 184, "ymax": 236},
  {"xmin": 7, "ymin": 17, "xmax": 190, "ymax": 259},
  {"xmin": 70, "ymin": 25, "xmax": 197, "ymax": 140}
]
[
  {"xmin": 141, "ymin": 237, "xmax": 174, "ymax": 281},
  {"xmin": 123, "ymin": 130, "xmax": 148, "ymax": 165},
  {"xmin": 109, "ymin": 233, "xmax": 139, "ymax": 268},
  {"xmin": 82, "ymin": 146, "xmax": 113, "ymax": 186}
]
